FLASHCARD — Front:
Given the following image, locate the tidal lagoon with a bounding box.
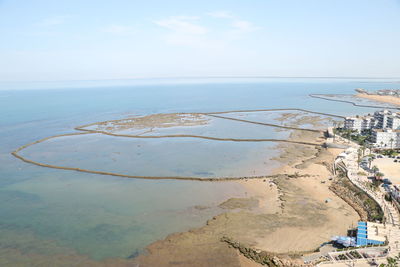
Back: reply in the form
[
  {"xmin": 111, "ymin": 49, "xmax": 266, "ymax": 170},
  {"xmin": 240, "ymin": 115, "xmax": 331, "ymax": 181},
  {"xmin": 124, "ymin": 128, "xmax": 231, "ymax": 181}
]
[{"xmin": 0, "ymin": 78, "xmax": 398, "ymax": 263}]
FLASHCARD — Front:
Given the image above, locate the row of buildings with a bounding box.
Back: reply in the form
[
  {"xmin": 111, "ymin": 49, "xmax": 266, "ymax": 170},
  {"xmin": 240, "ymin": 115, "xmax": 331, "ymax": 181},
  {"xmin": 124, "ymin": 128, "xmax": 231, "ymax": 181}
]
[
  {"xmin": 356, "ymin": 88, "xmax": 400, "ymax": 97},
  {"xmin": 344, "ymin": 110, "xmax": 400, "ymax": 148},
  {"xmin": 375, "ymin": 89, "xmax": 400, "ymax": 97}
]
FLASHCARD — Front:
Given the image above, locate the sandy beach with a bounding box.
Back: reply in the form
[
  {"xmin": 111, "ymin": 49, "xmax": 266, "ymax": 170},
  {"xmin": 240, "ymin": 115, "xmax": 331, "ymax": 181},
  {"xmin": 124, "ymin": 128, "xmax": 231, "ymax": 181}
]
[
  {"xmin": 133, "ymin": 130, "xmax": 359, "ymax": 266},
  {"xmin": 357, "ymin": 93, "xmax": 400, "ymax": 106},
  {"xmin": 372, "ymin": 158, "xmax": 400, "ymax": 185}
]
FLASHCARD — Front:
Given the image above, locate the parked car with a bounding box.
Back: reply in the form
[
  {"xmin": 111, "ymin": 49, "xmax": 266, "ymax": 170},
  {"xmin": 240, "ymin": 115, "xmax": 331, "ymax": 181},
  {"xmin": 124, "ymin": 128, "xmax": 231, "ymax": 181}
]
[
  {"xmin": 383, "ymin": 184, "xmax": 391, "ymax": 192},
  {"xmin": 383, "ymin": 178, "xmax": 392, "ymax": 185}
]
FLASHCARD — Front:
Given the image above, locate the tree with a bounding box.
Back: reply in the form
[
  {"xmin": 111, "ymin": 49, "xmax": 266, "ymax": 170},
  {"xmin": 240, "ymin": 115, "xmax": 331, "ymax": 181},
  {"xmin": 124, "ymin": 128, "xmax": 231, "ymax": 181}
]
[
  {"xmin": 361, "ymin": 145, "xmax": 366, "ymax": 157},
  {"xmin": 375, "ymin": 172, "xmax": 385, "ymax": 180},
  {"xmin": 357, "ymin": 148, "xmax": 362, "ymax": 169},
  {"xmin": 368, "ymin": 157, "xmax": 374, "ymax": 169},
  {"xmin": 332, "ymin": 121, "xmax": 337, "ymax": 141},
  {"xmin": 390, "ymin": 138, "xmax": 395, "ymax": 149},
  {"xmin": 379, "ymin": 255, "xmax": 399, "ymax": 267},
  {"xmin": 372, "ymin": 165, "xmax": 379, "ymax": 174}
]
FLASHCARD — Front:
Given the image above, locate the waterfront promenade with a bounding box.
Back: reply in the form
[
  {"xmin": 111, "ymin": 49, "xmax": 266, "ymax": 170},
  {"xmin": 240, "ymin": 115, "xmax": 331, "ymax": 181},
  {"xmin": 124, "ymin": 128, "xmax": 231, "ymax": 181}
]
[{"xmin": 317, "ymin": 137, "xmax": 400, "ymax": 266}]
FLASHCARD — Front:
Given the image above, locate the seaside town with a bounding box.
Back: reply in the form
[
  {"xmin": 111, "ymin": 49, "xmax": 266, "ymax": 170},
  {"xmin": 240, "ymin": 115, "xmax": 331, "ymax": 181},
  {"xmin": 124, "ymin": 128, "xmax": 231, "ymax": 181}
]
[
  {"xmin": 356, "ymin": 88, "xmax": 400, "ymax": 97},
  {"xmin": 309, "ymin": 108, "xmax": 400, "ymax": 266},
  {"xmin": 2, "ymin": 1, "xmax": 399, "ymax": 267},
  {"xmin": 343, "ymin": 109, "xmax": 400, "ymax": 149}
]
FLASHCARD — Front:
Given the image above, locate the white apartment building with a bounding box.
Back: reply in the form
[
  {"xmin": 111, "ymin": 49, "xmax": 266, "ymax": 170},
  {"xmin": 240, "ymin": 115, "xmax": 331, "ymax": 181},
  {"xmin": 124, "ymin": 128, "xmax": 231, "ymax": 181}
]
[
  {"xmin": 343, "ymin": 110, "xmax": 400, "ymax": 148},
  {"xmin": 374, "ymin": 109, "xmax": 392, "ymax": 129},
  {"xmin": 344, "ymin": 110, "xmax": 400, "ymax": 132},
  {"xmin": 387, "ymin": 116, "xmax": 400, "ymax": 130},
  {"xmin": 372, "ymin": 129, "xmax": 400, "ymax": 148},
  {"xmin": 344, "ymin": 116, "xmax": 375, "ymax": 132}
]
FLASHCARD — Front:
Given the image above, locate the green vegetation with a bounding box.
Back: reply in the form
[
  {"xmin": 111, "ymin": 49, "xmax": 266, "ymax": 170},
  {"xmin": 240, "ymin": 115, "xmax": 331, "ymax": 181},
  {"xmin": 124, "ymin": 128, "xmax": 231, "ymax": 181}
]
[
  {"xmin": 381, "ymin": 149, "xmax": 399, "ymax": 157},
  {"xmin": 330, "ymin": 175, "xmax": 384, "ymax": 222},
  {"xmin": 349, "ymin": 250, "xmax": 362, "ymax": 259},
  {"xmin": 376, "ymin": 172, "xmax": 385, "ymax": 179},
  {"xmin": 366, "ymin": 179, "xmax": 382, "ymax": 192},
  {"xmin": 336, "ymin": 244, "xmax": 387, "ymax": 251},
  {"xmin": 379, "ymin": 253, "xmax": 400, "ymax": 267},
  {"xmin": 335, "ymin": 128, "xmax": 372, "ymax": 146},
  {"xmin": 372, "ymin": 165, "xmax": 379, "ymax": 173}
]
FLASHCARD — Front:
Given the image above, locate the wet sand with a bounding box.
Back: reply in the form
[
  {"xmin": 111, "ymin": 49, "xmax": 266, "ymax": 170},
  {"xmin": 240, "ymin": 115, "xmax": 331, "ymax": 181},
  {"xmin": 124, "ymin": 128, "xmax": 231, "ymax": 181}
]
[
  {"xmin": 133, "ymin": 131, "xmax": 359, "ymax": 267},
  {"xmin": 7, "ymin": 112, "xmax": 360, "ymax": 266},
  {"xmin": 83, "ymin": 113, "xmax": 210, "ymax": 132},
  {"xmin": 356, "ymin": 93, "xmax": 400, "ymax": 106}
]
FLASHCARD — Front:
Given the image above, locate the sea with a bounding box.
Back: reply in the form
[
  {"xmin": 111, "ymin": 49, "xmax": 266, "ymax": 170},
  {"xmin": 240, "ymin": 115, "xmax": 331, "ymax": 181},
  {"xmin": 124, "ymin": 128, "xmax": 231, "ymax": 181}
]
[{"xmin": 0, "ymin": 77, "xmax": 398, "ymax": 262}]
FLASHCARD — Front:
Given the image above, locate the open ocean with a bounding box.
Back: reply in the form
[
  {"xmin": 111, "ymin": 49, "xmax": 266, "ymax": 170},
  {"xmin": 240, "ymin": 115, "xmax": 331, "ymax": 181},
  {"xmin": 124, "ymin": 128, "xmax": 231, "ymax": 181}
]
[{"xmin": 0, "ymin": 78, "xmax": 397, "ymax": 261}]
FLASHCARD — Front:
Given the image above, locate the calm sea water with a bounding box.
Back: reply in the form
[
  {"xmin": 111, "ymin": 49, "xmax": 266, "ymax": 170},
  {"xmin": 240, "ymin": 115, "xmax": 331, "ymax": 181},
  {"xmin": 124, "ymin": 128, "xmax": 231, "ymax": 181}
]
[{"xmin": 0, "ymin": 78, "xmax": 397, "ymax": 262}]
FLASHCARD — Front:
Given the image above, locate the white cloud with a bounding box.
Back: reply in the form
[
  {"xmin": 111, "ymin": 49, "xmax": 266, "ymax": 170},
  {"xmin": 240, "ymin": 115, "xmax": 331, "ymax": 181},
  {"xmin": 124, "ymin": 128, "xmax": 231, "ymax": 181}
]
[
  {"xmin": 207, "ymin": 11, "xmax": 233, "ymax": 19},
  {"xmin": 207, "ymin": 11, "xmax": 259, "ymax": 34},
  {"xmin": 231, "ymin": 20, "xmax": 258, "ymax": 33},
  {"xmin": 154, "ymin": 16, "xmax": 208, "ymax": 35},
  {"xmin": 102, "ymin": 24, "xmax": 136, "ymax": 35},
  {"xmin": 154, "ymin": 13, "xmax": 259, "ymax": 47}
]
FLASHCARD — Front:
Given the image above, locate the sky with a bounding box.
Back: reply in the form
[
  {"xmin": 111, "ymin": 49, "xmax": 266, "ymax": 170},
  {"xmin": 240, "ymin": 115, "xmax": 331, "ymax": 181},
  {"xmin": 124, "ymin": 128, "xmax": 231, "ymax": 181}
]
[{"xmin": 0, "ymin": 0, "xmax": 400, "ymax": 81}]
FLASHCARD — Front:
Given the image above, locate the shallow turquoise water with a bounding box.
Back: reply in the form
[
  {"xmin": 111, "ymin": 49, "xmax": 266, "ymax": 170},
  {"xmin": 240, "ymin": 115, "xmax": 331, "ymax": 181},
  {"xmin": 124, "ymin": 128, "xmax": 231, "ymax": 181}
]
[
  {"xmin": 0, "ymin": 78, "xmax": 396, "ymax": 262},
  {"xmin": 20, "ymin": 134, "xmax": 281, "ymax": 178}
]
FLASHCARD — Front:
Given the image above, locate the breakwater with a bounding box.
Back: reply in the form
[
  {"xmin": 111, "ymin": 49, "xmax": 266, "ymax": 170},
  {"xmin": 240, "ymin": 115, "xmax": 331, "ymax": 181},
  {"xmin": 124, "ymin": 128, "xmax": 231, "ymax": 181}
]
[
  {"xmin": 11, "ymin": 108, "xmax": 336, "ymax": 181},
  {"xmin": 309, "ymin": 94, "xmax": 400, "ymax": 110}
]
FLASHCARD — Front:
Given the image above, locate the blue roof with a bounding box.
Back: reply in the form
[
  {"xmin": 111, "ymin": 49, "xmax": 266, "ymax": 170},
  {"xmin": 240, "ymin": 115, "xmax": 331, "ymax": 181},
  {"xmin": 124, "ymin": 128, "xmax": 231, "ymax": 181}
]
[
  {"xmin": 357, "ymin": 238, "xmax": 367, "ymax": 246},
  {"xmin": 355, "ymin": 221, "xmax": 385, "ymax": 246}
]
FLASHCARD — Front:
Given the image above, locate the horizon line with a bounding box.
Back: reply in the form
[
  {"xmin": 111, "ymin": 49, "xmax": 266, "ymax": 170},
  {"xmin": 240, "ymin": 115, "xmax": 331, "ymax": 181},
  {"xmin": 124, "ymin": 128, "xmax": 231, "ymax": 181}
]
[{"xmin": 1, "ymin": 75, "xmax": 400, "ymax": 84}]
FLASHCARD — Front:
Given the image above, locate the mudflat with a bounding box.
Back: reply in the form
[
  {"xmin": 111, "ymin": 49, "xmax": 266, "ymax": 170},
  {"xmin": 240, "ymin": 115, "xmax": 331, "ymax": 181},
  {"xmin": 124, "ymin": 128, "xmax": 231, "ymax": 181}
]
[
  {"xmin": 83, "ymin": 113, "xmax": 210, "ymax": 132},
  {"xmin": 133, "ymin": 132, "xmax": 359, "ymax": 267}
]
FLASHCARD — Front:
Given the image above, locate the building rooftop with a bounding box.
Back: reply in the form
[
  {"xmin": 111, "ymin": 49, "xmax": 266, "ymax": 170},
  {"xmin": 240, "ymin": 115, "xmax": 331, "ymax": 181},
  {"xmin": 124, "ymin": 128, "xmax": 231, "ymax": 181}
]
[{"xmin": 356, "ymin": 221, "xmax": 386, "ymax": 246}]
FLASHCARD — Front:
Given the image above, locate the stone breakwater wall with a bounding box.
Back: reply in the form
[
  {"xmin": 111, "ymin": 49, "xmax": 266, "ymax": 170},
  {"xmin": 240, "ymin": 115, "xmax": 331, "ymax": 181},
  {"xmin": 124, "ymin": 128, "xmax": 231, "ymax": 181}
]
[
  {"xmin": 221, "ymin": 236, "xmax": 313, "ymax": 267},
  {"xmin": 309, "ymin": 94, "xmax": 400, "ymax": 110},
  {"xmin": 75, "ymin": 107, "xmax": 345, "ymax": 132},
  {"xmin": 11, "ymin": 130, "xmax": 321, "ymax": 181},
  {"xmin": 11, "ymin": 108, "xmax": 338, "ymax": 181}
]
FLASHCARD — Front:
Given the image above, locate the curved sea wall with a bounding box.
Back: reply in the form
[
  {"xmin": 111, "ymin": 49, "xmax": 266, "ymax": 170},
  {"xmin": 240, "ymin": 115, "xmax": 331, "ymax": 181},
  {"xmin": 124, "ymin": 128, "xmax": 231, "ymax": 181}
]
[{"xmin": 11, "ymin": 108, "xmax": 335, "ymax": 181}]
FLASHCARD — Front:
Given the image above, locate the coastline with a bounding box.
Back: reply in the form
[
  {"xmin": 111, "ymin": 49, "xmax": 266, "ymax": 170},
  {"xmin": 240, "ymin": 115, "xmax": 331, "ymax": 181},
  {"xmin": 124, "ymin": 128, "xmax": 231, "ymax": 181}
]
[
  {"xmin": 7, "ymin": 110, "xmax": 361, "ymax": 266},
  {"xmin": 5, "ymin": 81, "xmax": 400, "ymax": 266},
  {"xmin": 356, "ymin": 93, "xmax": 400, "ymax": 106},
  {"xmin": 133, "ymin": 129, "xmax": 360, "ymax": 266}
]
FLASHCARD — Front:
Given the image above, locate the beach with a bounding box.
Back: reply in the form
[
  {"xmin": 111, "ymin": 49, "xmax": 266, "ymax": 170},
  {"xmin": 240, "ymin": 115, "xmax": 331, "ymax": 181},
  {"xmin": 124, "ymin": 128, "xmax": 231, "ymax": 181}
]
[
  {"xmin": 133, "ymin": 130, "xmax": 359, "ymax": 266},
  {"xmin": 2, "ymin": 80, "xmax": 394, "ymax": 266},
  {"xmin": 372, "ymin": 158, "xmax": 400, "ymax": 185},
  {"xmin": 357, "ymin": 93, "xmax": 400, "ymax": 106}
]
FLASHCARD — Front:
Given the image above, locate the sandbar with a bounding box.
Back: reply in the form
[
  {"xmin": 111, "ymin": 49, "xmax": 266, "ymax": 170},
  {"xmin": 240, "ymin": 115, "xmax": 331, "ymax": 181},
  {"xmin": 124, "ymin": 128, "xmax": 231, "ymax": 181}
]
[{"xmin": 356, "ymin": 93, "xmax": 400, "ymax": 106}]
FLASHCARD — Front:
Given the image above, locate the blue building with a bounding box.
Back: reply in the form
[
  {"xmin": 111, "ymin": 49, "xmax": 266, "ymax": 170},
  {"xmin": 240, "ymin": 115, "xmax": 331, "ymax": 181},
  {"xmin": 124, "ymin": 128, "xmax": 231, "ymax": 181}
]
[{"xmin": 356, "ymin": 221, "xmax": 386, "ymax": 246}]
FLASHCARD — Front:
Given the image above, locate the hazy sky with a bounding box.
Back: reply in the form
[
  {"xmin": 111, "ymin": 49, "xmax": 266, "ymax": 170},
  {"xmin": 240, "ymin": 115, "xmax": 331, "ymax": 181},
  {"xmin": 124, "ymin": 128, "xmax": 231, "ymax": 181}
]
[{"xmin": 1, "ymin": 0, "xmax": 399, "ymax": 81}]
